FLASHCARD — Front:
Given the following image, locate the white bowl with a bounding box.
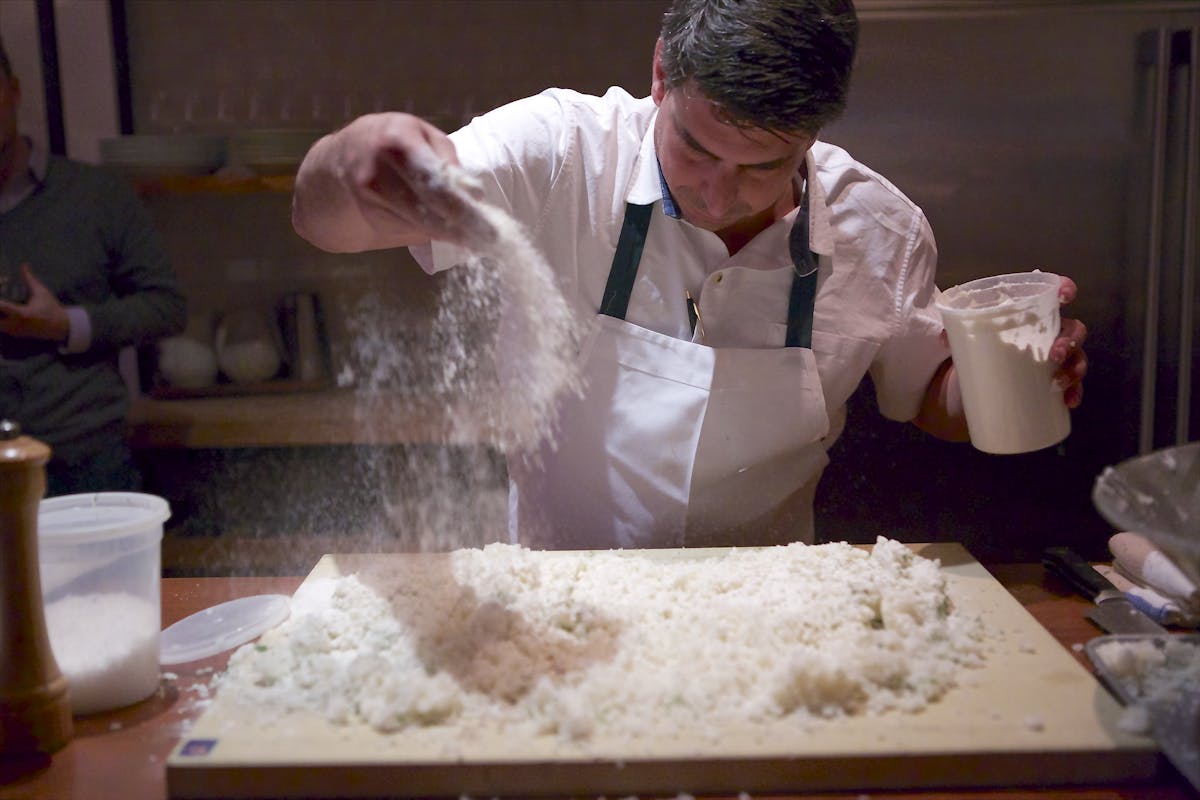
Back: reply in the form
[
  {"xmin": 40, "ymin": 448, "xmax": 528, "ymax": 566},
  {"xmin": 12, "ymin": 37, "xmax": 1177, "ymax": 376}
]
[{"xmin": 158, "ymin": 336, "xmax": 219, "ymax": 389}]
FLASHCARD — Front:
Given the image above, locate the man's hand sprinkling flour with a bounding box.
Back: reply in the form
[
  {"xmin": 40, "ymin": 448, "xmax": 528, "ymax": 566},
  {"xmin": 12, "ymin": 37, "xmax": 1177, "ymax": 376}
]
[
  {"xmin": 294, "ymin": 110, "xmax": 585, "ymax": 457},
  {"xmin": 292, "ymin": 113, "xmax": 493, "ymax": 253}
]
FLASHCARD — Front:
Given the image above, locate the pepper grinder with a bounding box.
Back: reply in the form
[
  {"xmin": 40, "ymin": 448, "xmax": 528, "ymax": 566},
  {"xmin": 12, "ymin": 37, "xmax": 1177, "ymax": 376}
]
[{"xmin": 0, "ymin": 419, "xmax": 72, "ymax": 757}]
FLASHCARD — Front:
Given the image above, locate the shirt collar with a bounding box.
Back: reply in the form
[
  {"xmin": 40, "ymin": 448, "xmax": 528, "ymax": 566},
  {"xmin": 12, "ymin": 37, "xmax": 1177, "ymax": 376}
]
[
  {"xmin": 626, "ymin": 114, "xmax": 666, "ymax": 207},
  {"xmin": 626, "ymin": 118, "xmax": 834, "ymax": 256},
  {"xmin": 805, "ymin": 145, "xmax": 834, "ymax": 257}
]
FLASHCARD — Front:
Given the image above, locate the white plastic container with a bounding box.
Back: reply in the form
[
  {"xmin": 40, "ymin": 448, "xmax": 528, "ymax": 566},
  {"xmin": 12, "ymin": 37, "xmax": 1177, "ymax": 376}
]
[
  {"xmin": 936, "ymin": 271, "xmax": 1071, "ymax": 454},
  {"xmin": 38, "ymin": 493, "xmax": 170, "ymax": 715}
]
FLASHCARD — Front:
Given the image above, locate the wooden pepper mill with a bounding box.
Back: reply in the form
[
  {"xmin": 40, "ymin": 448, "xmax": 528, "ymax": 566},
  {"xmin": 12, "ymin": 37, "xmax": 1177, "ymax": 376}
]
[{"xmin": 0, "ymin": 419, "xmax": 72, "ymax": 757}]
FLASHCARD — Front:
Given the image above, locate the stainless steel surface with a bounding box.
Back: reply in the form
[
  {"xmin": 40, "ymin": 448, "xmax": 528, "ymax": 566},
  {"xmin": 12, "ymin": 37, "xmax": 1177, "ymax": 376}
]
[
  {"xmin": 1143, "ymin": 21, "xmax": 1199, "ymax": 451},
  {"xmin": 1086, "ymin": 634, "xmax": 1200, "ymax": 792},
  {"xmin": 817, "ymin": 5, "xmax": 1200, "ymax": 562},
  {"xmin": 1178, "ymin": 25, "xmax": 1198, "ymax": 445},
  {"xmin": 1088, "ymin": 595, "xmax": 1172, "ymax": 635},
  {"xmin": 1140, "ymin": 26, "xmax": 1170, "ymax": 454}
]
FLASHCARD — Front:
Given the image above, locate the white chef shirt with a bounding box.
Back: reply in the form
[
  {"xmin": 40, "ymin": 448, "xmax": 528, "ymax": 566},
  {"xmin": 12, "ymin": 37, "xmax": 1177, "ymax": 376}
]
[{"xmin": 414, "ymin": 86, "xmax": 948, "ymax": 457}]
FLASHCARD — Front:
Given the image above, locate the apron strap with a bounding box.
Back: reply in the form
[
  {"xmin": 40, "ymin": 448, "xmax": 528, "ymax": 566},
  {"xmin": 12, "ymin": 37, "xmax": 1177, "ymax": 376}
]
[
  {"xmin": 599, "ymin": 202, "xmax": 654, "ymax": 320},
  {"xmin": 600, "ymin": 196, "xmax": 818, "ymax": 349},
  {"xmin": 785, "ymin": 188, "xmax": 818, "ymax": 349}
]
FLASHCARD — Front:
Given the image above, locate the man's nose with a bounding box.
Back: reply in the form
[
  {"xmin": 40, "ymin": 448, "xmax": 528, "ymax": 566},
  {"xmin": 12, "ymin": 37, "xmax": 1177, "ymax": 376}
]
[{"xmin": 700, "ymin": 166, "xmax": 740, "ymax": 217}]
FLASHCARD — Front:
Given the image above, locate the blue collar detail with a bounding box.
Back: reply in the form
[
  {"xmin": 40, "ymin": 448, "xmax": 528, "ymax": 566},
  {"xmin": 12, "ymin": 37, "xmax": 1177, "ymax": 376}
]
[{"xmin": 656, "ymin": 157, "xmax": 680, "ymax": 219}]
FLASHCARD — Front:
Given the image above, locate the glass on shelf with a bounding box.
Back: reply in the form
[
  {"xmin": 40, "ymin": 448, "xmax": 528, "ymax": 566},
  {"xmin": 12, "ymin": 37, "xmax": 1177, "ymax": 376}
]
[{"xmin": 216, "ymin": 87, "xmax": 268, "ymax": 129}]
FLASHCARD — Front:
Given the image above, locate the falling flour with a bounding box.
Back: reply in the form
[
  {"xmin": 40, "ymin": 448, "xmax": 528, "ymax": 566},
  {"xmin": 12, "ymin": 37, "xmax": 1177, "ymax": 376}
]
[
  {"xmin": 419, "ymin": 159, "xmax": 587, "ymax": 455},
  {"xmin": 316, "ymin": 158, "xmax": 587, "ymax": 553},
  {"xmin": 44, "ymin": 592, "xmax": 161, "ymax": 715},
  {"xmin": 216, "ymin": 538, "xmax": 985, "ymax": 746}
]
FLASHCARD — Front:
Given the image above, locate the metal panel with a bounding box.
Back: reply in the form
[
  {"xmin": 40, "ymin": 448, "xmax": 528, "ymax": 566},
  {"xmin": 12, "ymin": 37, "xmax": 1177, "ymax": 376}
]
[{"xmin": 816, "ymin": 6, "xmax": 1200, "ymax": 560}]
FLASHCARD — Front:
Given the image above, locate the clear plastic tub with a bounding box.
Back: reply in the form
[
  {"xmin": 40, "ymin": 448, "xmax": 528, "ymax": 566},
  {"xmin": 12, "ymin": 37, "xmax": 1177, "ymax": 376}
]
[
  {"xmin": 38, "ymin": 493, "xmax": 170, "ymax": 715},
  {"xmin": 936, "ymin": 271, "xmax": 1070, "ymax": 454}
]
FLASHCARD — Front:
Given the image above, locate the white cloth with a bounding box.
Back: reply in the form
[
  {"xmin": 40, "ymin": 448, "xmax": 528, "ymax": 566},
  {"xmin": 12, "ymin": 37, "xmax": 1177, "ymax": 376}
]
[{"xmin": 413, "ymin": 87, "xmax": 949, "ymax": 546}]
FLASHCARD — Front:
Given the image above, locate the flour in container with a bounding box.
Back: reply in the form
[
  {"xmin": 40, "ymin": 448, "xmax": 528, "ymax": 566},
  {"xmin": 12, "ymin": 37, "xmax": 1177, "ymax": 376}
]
[
  {"xmin": 44, "ymin": 591, "xmax": 161, "ymax": 715},
  {"xmin": 1092, "ymin": 636, "xmax": 1200, "ymax": 735},
  {"xmin": 216, "ymin": 538, "xmax": 985, "ymax": 745}
]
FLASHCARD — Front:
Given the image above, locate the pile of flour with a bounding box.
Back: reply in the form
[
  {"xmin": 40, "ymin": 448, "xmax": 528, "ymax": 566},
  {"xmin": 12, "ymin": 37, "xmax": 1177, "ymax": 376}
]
[{"xmin": 217, "ymin": 538, "xmax": 985, "ymax": 743}]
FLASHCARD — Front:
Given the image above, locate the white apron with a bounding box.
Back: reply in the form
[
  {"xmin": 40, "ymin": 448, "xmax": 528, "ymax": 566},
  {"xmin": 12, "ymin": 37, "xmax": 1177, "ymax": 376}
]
[{"xmin": 510, "ymin": 185, "xmax": 831, "ymax": 550}]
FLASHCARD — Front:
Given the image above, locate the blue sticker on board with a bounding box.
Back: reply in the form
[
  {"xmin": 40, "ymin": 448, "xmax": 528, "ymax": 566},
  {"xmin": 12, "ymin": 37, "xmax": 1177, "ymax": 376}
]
[{"xmin": 179, "ymin": 738, "xmax": 218, "ymax": 756}]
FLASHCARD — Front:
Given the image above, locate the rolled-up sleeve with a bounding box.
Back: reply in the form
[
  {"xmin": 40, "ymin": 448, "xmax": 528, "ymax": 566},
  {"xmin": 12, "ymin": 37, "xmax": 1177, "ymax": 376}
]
[{"xmin": 869, "ymin": 209, "xmax": 949, "ymax": 422}]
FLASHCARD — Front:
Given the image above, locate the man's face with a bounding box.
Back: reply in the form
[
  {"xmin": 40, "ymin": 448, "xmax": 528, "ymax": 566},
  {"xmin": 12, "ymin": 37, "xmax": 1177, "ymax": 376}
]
[{"xmin": 651, "ymin": 43, "xmax": 812, "ymax": 233}]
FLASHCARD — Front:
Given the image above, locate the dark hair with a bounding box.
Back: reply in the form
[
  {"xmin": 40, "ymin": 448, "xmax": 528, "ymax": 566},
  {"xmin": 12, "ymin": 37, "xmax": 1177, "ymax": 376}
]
[{"xmin": 658, "ymin": 0, "xmax": 858, "ymax": 136}]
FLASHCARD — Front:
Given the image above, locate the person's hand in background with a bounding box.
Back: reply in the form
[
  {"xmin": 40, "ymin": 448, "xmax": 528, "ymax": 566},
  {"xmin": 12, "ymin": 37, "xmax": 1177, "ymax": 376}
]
[{"xmin": 0, "ymin": 263, "xmax": 70, "ymax": 343}]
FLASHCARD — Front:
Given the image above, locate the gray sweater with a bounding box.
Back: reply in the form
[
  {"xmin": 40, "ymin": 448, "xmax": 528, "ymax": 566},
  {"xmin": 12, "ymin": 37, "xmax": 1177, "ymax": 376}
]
[{"xmin": 0, "ymin": 156, "xmax": 185, "ymax": 455}]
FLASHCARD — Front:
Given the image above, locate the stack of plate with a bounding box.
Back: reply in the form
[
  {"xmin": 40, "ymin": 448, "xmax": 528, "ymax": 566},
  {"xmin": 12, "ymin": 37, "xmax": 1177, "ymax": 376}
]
[
  {"xmin": 226, "ymin": 129, "xmax": 324, "ymax": 175},
  {"xmin": 99, "ymin": 134, "xmax": 227, "ymax": 179}
]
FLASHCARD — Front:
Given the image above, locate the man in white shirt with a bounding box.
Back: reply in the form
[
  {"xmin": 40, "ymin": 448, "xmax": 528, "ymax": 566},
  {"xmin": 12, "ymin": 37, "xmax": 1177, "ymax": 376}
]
[{"xmin": 292, "ymin": 0, "xmax": 1089, "ymax": 548}]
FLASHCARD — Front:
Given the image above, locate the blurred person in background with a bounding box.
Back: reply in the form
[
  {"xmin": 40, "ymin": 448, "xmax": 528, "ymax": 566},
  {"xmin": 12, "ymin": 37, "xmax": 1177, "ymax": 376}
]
[{"xmin": 0, "ymin": 37, "xmax": 185, "ymax": 495}]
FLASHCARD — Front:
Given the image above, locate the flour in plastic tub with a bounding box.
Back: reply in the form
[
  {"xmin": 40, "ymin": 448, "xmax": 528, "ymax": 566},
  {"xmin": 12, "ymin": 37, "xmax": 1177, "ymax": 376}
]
[{"xmin": 44, "ymin": 591, "xmax": 161, "ymax": 715}]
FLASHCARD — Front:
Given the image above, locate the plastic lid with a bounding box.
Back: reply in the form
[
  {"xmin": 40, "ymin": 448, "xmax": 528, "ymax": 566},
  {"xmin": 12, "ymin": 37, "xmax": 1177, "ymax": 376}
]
[
  {"xmin": 160, "ymin": 594, "xmax": 291, "ymax": 665},
  {"xmin": 39, "ymin": 492, "xmax": 171, "ymax": 545}
]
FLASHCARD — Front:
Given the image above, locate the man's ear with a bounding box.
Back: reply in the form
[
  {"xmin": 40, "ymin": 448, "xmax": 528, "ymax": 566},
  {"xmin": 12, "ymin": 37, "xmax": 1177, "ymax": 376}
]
[{"xmin": 651, "ymin": 38, "xmax": 667, "ymax": 106}]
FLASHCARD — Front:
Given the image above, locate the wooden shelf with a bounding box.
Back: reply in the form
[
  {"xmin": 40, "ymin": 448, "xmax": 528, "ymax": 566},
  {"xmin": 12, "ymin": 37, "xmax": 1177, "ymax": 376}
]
[
  {"xmin": 146, "ymin": 376, "xmax": 332, "ymax": 400},
  {"xmin": 127, "ymin": 390, "xmax": 468, "ymax": 449},
  {"xmin": 134, "ymin": 173, "xmax": 295, "ymax": 196}
]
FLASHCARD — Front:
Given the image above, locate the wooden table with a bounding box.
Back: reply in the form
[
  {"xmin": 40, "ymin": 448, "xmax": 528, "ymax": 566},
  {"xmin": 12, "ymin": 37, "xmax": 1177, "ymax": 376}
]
[{"xmin": 0, "ymin": 566, "xmax": 1193, "ymax": 800}]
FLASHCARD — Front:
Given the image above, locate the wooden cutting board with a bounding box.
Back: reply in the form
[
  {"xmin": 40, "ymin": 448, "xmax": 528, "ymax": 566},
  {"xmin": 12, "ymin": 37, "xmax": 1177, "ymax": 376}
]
[{"xmin": 166, "ymin": 543, "xmax": 1156, "ymax": 798}]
